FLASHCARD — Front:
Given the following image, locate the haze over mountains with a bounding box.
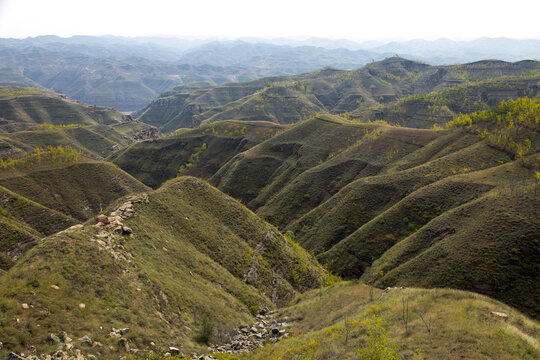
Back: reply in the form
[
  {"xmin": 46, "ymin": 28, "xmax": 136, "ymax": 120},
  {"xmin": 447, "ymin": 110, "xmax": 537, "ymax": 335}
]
[{"xmin": 1, "ymin": 35, "xmax": 539, "ymax": 111}]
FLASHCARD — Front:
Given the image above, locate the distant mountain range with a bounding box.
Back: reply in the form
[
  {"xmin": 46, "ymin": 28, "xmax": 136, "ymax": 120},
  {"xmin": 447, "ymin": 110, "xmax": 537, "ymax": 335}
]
[{"xmin": 0, "ymin": 36, "xmax": 538, "ymax": 111}]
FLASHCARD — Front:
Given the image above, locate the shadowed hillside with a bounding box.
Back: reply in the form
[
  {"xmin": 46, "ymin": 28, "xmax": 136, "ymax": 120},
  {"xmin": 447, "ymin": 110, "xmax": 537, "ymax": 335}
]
[
  {"xmin": 112, "ymin": 120, "xmax": 285, "ymax": 188},
  {"xmin": 0, "ymin": 185, "xmax": 77, "ymax": 270}
]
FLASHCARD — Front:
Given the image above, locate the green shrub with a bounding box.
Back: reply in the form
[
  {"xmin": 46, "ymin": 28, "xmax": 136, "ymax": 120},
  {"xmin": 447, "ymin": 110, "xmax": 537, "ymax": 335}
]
[{"xmin": 194, "ymin": 315, "xmax": 215, "ymax": 345}]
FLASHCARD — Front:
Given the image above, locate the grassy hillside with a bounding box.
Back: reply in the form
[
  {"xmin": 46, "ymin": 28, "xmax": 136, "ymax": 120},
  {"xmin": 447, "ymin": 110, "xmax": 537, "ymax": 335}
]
[
  {"xmin": 0, "ymin": 177, "xmax": 330, "ymax": 358},
  {"xmin": 0, "ymin": 85, "xmax": 159, "ymax": 160},
  {"xmin": 211, "ymin": 115, "xmax": 374, "ymax": 207},
  {"xmin": 0, "ymin": 122, "xmax": 157, "ymax": 159},
  {"xmin": 137, "ymin": 58, "xmax": 540, "ymax": 131},
  {"xmin": 285, "ymin": 98, "xmax": 539, "ymax": 317},
  {"xmin": 136, "ymin": 76, "xmax": 295, "ymax": 130},
  {"xmin": 0, "ymin": 86, "xmax": 127, "ymax": 133},
  {"xmin": 0, "ymin": 184, "xmax": 77, "ymax": 269},
  {"xmin": 0, "ymin": 151, "xmax": 149, "ymax": 221},
  {"xmin": 352, "ymin": 75, "xmax": 540, "ymax": 128},
  {"xmin": 157, "ymin": 99, "xmax": 537, "ymax": 318},
  {"xmin": 116, "ymin": 98, "xmax": 539, "ymax": 319},
  {"xmin": 194, "ymin": 84, "xmax": 326, "ymax": 125},
  {"xmin": 112, "ymin": 120, "xmax": 285, "ymax": 188},
  {"xmin": 220, "ymin": 282, "xmax": 539, "ymax": 360}
]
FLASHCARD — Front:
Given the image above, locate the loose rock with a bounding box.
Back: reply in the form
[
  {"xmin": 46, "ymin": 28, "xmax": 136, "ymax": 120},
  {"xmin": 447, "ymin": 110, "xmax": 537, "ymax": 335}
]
[
  {"xmin": 491, "ymin": 311, "xmax": 508, "ymax": 318},
  {"xmin": 78, "ymin": 335, "xmax": 92, "ymax": 347},
  {"xmin": 96, "ymin": 215, "xmax": 109, "ymax": 224}
]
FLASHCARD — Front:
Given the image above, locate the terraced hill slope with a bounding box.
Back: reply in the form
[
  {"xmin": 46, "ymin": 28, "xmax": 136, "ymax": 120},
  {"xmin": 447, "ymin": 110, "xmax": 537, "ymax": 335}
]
[
  {"xmin": 0, "ymin": 86, "xmax": 159, "ymax": 159},
  {"xmin": 0, "ymin": 177, "xmax": 330, "ymax": 358},
  {"xmin": 0, "ymin": 185, "xmax": 77, "ymax": 270},
  {"xmin": 352, "ymin": 74, "xmax": 540, "ymax": 128},
  {"xmin": 136, "ymin": 58, "xmax": 540, "ymax": 131},
  {"xmin": 0, "ymin": 86, "xmax": 126, "ymax": 133}
]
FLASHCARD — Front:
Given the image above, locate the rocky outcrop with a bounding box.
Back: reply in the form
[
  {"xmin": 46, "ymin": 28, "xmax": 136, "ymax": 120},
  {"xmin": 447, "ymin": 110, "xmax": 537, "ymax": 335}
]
[
  {"xmin": 210, "ymin": 310, "xmax": 290, "ymax": 355},
  {"xmin": 131, "ymin": 127, "xmax": 160, "ymax": 141}
]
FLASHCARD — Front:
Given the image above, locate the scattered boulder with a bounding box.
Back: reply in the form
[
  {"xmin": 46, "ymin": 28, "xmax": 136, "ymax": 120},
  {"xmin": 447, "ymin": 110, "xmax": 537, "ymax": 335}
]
[
  {"xmin": 491, "ymin": 311, "xmax": 508, "ymax": 318},
  {"xmin": 58, "ymin": 332, "xmax": 71, "ymax": 343},
  {"xmin": 8, "ymin": 352, "xmax": 24, "ymax": 360},
  {"xmin": 21, "ymin": 303, "xmax": 29, "ymax": 309},
  {"xmin": 50, "ymin": 285, "xmax": 60, "ymax": 290},
  {"xmin": 78, "ymin": 335, "xmax": 92, "ymax": 347},
  {"xmin": 169, "ymin": 347, "xmax": 181, "ymax": 356},
  {"xmin": 118, "ymin": 337, "xmax": 128, "ymax": 351},
  {"xmin": 259, "ymin": 306, "xmax": 270, "ymax": 315},
  {"xmin": 64, "ymin": 224, "xmax": 84, "ymax": 233},
  {"xmin": 211, "ymin": 311, "xmax": 289, "ymax": 355},
  {"xmin": 96, "ymin": 214, "xmax": 109, "ymax": 224},
  {"xmin": 47, "ymin": 334, "xmax": 62, "ymax": 344},
  {"xmin": 52, "ymin": 350, "xmax": 67, "ymax": 359}
]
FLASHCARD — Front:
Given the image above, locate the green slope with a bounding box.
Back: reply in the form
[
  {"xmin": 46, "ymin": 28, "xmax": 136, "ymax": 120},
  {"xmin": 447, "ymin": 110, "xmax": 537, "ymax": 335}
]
[
  {"xmin": 0, "ymin": 185, "xmax": 77, "ymax": 269},
  {"xmin": 136, "ymin": 77, "xmax": 294, "ymax": 130},
  {"xmin": 137, "ymin": 58, "xmax": 540, "ymax": 131},
  {"xmin": 0, "ymin": 86, "xmax": 159, "ymax": 159},
  {"xmin": 0, "ymin": 86, "xmax": 127, "ymax": 132},
  {"xmin": 210, "ymin": 115, "xmax": 373, "ymax": 207},
  {"xmin": 112, "ymin": 120, "xmax": 285, "ymax": 188},
  {"xmin": 224, "ymin": 282, "xmax": 540, "ymax": 360},
  {"xmin": 0, "ymin": 177, "xmax": 329, "ymax": 358},
  {"xmin": 352, "ymin": 75, "xmax": 540, "ymax": 128},
  {"xmin": 0, "ymin": 156, "xmax": 149, "ymax": 221}
]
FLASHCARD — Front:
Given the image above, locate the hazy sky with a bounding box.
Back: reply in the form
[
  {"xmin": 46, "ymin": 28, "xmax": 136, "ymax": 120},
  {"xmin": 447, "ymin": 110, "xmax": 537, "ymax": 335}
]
[{"xmin": 1, "ymin": 0, "xmax": 539, "ymax": 40}]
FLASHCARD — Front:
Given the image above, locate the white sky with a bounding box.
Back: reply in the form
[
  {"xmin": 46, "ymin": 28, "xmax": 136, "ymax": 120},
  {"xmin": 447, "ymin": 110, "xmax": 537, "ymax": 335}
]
[{"xmin": 0, "ymin": 0, "xmax": 539, "ymax": 41}]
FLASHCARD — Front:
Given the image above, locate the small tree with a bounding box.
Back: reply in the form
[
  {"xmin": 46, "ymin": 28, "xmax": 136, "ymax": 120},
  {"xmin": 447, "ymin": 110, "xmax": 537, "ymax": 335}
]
[
  {"xmin": 194, "ymin": 315, "xmax": 215, "ymax": 345},
  {"xmin": 356, "ymin": 314, "xmax": 400, "ymax": 360}
]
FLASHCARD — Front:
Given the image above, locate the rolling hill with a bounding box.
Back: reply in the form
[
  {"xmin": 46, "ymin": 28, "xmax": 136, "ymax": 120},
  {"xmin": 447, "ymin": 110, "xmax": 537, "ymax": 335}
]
[
  {"xmin": 1, "ymin": 52, "xmax": 539, "ymax": 359},
  {"xmin": 352, "ymin": 74, "xmax": 540, "ymax": 128},
  {"xmin": 111, "ymin": 120, "xmax": 285, "ymax": 188},
  {"xmin": 137, "ymin": 58, "xmax": 540, "ymax": 132},
  {"xmin": 0, "ymin": 146, "xmax": 150, "ymax": 270},
  {"xmin": 225, "ymin": 282, "xmax": 540, "ymax": 360},
  {"xmin": 0, "ymin": 87, "xmax": 160, "ymax": 271},
  {"xmin": 0, "ymin": 176, "xmax": 330, "ymax": 358},
  {"xmin": 116, "ymin": 97, "xmax": 540, "ymax": 319},
  {"xmin": 0, "ymin": 46, "xmax": 277, "ymax": 111},
  {"xmin": 0, "ymin": 86, "xmax": 158, "ymax": 159}
]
